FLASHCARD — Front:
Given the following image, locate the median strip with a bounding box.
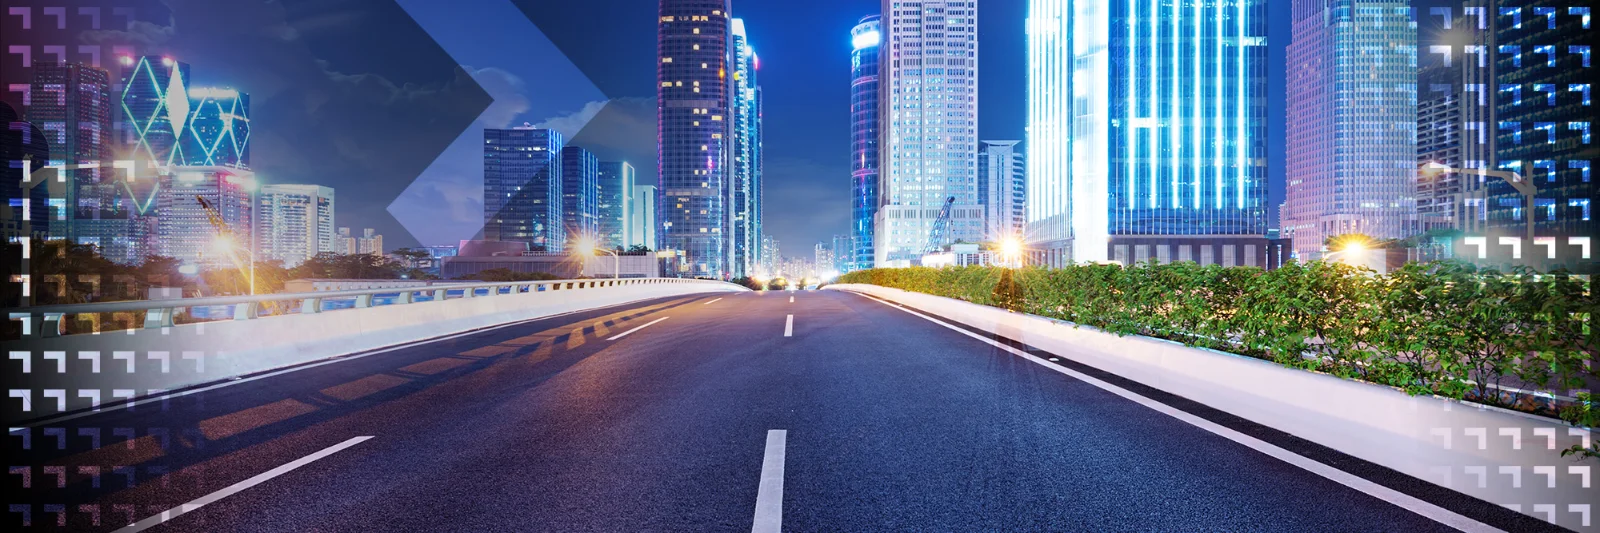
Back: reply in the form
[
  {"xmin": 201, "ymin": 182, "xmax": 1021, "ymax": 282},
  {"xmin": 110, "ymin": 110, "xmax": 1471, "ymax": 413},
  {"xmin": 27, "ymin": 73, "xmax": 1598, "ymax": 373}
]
[{"xmin": 607, "ymin": 316, "xmax": 669, "ymax": 341}]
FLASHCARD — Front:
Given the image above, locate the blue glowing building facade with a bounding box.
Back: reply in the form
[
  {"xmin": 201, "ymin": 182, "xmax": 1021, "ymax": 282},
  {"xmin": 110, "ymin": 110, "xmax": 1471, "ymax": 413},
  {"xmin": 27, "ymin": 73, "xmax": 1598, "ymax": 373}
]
[
  {"xmin": 849, "ymin": 15, "xmax": 882, "ymax": 272},
  {"xmin": 181, "ymin": 87, "xmax": 250, "ymax": 169},
  {"xmin": 729, "ymin": 18, "xmax": 764, "ymax": 278},
  {"xmin": 562, "ymin": 145, "xmax": 599, "ymax": 250},
  {"xmin": 483, "ymin": 125, "xmax": 564, "ymax": 251},
  {"xmin": 1028, "ymin": 0, "xmax": 1271, "ymax": 267}
]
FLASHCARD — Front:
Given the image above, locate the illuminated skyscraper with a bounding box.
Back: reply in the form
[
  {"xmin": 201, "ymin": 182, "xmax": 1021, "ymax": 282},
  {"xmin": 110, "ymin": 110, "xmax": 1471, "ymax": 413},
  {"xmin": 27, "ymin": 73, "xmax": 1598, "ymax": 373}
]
[
  {"xmin": 630, "ymin": 183, "xmax": 658, "ymax": 250},
  {"xmin": 729, "ymin": 18, "xmax": 763, "ymax": 278},
  {"xmin": 1486, "ymin": 3, "xmax": 1593, "ymax": 271},
  {"xmin": 658, "ymin": 0, "xmax": 732, "ymax": 277},
  {"xmin": 483, "ymin": 125, "xmax": 564, "ymax": 251},
  {"xmin": 26, "ymin": 61, "xmax": 113, "ymax": 246},
  {"xmin": 1283, "ymin": 0, "xmax": 1418, "ymax": 259},
  {"xmin": 257, "ymin": 184, "xmax": 335, "ymax": 267},
  {"xmin": 876, "ymin": 1, "xmax": 982, "ymax": 266},
  {"xmin": 119, "ymin": 55, "xmax": 191, "ymax": 168},
  {"xmin": 849, "ymin": 15, "xmax": 882, "ymax": 271},
  {"xmin": 598, "ymin": 161, "xmax": 635, "ymax": 249},
  {"xmin": 156, "ymin": 167, "xmax": 254, "ymax": 268},
  {"xmin": 181, "ymin": 87, "xmax": 250, "ymax": 169},
  {"xmin": 1027, "ymin": 0, "xmax": 1271, "ymax": 267},
  {"xmin": 562, "ymin": 145, "xmax": 599, "ymax": 249}
]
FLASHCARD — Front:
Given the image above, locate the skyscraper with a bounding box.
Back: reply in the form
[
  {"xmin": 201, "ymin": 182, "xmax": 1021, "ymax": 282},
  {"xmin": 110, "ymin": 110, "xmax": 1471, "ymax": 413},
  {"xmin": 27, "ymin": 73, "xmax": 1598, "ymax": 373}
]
[
  {"xmin": 26, "ymin": 61, "xmax": 113, "ymax": 244},
  {"xmin": 978, "ymin": 140, "xmax": 1026, "ymax": 241},
  {"xmin": 598, "ymin": 161, "xmax": 635, "ymax": 249},
  {"xmin": 257, "ymin": 184, "xmax": 335, "ymax": 267},
  {"xmin": 1283, "ymin": 0, "xmax": 1418, "ymax": 259},
  {"xmin": 630, "ymin": 183, "xmax": 658, "ymax": 250},
  {"xmin": 562, "ymin": 145, "xmax": 600, "ymax": 250},
  {"xmin": 1487, "ymin": 2, "xmax": 1593, "ymax": 269},
  {"xmin": 1417, "ymin": 62, "xmax": 1465, "ymax": 232},
  {"xmin": 850, "ymin": 15, "xmax": 883, "ymax": 272},
  {"xmin": 876, "ymin": 0, "xmax": 981, "ymax": 266},
  {"xmin": 156, "ymin": 167, "xmax": 254, "ymax": 268},
  {"xmin": 729, "ymin": 18, "xmax": 764, "ymax": 278},
  {"xmin": 1027, "ymin": 0, "xmax": 1271, "ymax": 267},
  {"xmin": 181, "ymin": 87, "xmax": 250, "ymax": 169},
  {"xmin": 119, "ymin": 55, "xmax": 191, "ymax": 168},
  {"xmin": 658, "ymin": 0, "xmax": 733, "ymax": 277},
  {"xmin": 483, "ymin": 125, "xmax": 563, "ymax": 251}
]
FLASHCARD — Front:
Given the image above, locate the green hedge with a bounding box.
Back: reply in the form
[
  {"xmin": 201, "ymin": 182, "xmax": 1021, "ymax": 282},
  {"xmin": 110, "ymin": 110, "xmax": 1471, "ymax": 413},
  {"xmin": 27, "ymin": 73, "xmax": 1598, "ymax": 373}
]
[{"xmin": 839, "ymin": 261, "xmax": 1597, "ymax": 452}]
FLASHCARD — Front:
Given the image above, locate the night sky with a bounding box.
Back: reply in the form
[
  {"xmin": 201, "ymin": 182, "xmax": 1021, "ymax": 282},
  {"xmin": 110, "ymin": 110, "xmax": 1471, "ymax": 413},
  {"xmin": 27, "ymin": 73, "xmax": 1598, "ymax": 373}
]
[{"xmin": 7, "ymin": 0, "xmax": 1459, "ymax": 258}]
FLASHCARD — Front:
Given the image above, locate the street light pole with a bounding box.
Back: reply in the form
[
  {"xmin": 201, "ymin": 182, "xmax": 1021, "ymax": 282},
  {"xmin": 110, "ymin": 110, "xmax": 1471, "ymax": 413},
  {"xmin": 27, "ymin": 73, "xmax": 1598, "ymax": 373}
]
[{"xmin": 1419, "ymin": 162, "xmax": 1537, "ymax": 242}]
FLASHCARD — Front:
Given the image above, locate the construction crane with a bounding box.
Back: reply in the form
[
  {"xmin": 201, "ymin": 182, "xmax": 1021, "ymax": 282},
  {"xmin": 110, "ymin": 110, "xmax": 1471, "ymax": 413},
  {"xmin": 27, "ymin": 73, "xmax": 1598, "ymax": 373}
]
[
  {"xmin": 196, "ymin": 196, "xmax": 263, "ymax": 295},
  {"xmin": 922, "ymin": 195, "xmax": 956, "ymax": 255}
]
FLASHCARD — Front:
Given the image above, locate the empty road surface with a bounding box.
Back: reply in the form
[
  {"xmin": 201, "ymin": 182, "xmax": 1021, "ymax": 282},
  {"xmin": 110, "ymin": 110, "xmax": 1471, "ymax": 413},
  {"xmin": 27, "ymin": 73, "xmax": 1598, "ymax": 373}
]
[{"xmin": 8, "ymin": 289, "xmax": 1555, "ymax": 532}]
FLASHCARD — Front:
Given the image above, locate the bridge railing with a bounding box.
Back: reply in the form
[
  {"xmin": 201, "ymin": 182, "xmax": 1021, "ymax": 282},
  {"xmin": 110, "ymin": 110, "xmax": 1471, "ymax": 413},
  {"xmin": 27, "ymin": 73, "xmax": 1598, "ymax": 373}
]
[{"xmin": 9, "ymin": 278, "xmax": 722, "ymax": 339}]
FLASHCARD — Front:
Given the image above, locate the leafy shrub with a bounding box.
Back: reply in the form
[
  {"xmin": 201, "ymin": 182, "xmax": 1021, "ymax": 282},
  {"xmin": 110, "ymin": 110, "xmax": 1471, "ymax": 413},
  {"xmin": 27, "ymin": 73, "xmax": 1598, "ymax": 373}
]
[{"xmin": 838, "ymin": 261, "xmax": 1595, "ymax": 428}]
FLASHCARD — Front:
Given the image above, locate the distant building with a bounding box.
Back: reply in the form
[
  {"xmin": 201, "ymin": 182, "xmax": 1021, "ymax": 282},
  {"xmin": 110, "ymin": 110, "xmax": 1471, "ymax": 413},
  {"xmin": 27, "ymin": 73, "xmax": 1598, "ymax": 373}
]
[
  {"xmin": 597, "ymin": 161, "xmax": 635, "ymax": 249},
  {"xmin": 813, "ymin": 243, "xmax": 834, "ymax": 278},
  {"xmin": 1417, "ymin": 63, "xmax": 1464, "ymax": 232},
  {"xmin": 978, "ymin": 140, "xmax": 1025, "ymax": 242},
  {"xmin": 1283, "ymin": 0, "xmax": 1418, "ymax": 259},
  {"xmin": 27, "ymin": 61, "xmax": 114, "ymax": 244},
  {"xmin": 157, "ymin": 167, "xmax": 254, "ymax": 268},
  {"xmin": 256, "ymin": 184, "xmax": 335, "ymax": 267},
  {"xmin": 849, "ymin": 14, "xmax": 882, "ymax": 272},
  {"xmin": 831, "ymin": 234, "xmax": 854, "ymax": 274},
  {"xmin": 876, "ymin": 1, "xmax": 982, "ymax": 265},
  {"xmin": 334, "ymin": 227, "xmax": 382, "ymax": 256},
  {"xmin": 2, "ymin": 102, "xmax": 52, "ymax": 242},
  {"xmin": 484, "ymin": 125, "xmax": 564, "ymax": 251},
  {"xmin": 561, "ymin": 146, "xmax": 599, "ymax": 250},
  {"xmin": 759, "ymin": 235, "xmax": 778, "ymax": 276},
  {"xmin": 629, "ymin": 183, "xmax": 658, "ymax": 250}
]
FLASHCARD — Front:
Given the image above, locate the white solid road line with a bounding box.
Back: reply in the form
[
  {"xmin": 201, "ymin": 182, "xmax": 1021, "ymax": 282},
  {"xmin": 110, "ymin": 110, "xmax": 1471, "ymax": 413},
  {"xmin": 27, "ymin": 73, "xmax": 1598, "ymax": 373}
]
[
  {"xmin": 855, "ymin": 293, "xmax": 1504, "ymax": 533},
  {"xmin": 751, "ymin": 429, "xmax": 787, "ymax": 533},
  {"xmin": 607, "ymin": 316, "xmax": 670, "ymax": 341},
  {"xmin": 705, "ymin": 297, "xmax": 724, "ymax": 305},
  {"xmin": 114, "ymin": 436, "xmax": 373, "ymax": 532},
  {"xmin": 784, "ymin": 315, "xmax": 794, "ymax": 337}
]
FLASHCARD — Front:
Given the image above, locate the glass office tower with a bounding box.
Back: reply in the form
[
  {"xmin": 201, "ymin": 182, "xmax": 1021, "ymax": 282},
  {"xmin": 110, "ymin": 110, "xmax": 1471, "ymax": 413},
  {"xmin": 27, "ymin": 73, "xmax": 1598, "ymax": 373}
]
[
  {"xmin": 181, "ymin": 87, "xmax": 251, "ymax": 169},
  {"xmin": 850, "ymin": 15, "xmax": 882, "ymax": 272},
  {"xmin": 26, "ymin": 61, "xmax": 114, "ymax": 247},
  {"xmin": 1284, "ymin": 0, "xmax": 1418, "ymax": 259},
  {"xmin": 483, "ymin": 126, "xmax": 563, "ymax": 251},
  {"xmin": 562, "ymin": 146, "xmax": 599, "ymax": 250},
  {"xmin": 1028, "ymin": 0, "xmax": 1270, "ymax": 266},
  {"xmin": 658, "ymin": 0, "xmax": 732, "ymax": 277},
  {"xmin": 729, "ymin": 18, "xmax": 763, "ymax": 278},
  {"xmin": 598, "ymin": 161, "xmax": 635, "ymax": 249}
]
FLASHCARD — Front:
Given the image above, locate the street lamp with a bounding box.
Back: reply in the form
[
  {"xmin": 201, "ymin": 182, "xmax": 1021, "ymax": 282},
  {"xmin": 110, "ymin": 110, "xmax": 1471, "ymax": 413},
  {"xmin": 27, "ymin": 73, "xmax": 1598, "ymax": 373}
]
[
  {"xmin": 999, "ymin": 236, "xmax": 1023, "ymax": 268},
  {"xmin": 574, "ymin": 238, "xmax": 619, "ymax": 279},
  {"xmin": 1419, "ymin": 161, "xmax": 1536, "ymax": 242}
]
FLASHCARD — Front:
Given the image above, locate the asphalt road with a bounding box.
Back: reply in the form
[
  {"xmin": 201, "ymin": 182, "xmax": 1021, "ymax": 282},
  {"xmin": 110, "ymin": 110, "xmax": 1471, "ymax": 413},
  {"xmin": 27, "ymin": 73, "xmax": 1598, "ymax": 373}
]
[{"xmin": 7, "ymin": 289, "xmax": 1546, "ymax": 532}]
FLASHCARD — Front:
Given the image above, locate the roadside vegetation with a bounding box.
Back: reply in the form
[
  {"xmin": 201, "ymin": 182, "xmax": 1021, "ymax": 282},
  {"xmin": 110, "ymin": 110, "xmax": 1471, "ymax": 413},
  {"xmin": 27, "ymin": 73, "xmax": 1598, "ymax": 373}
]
[{"xmin": 839, "ymin": 261, "xmax": 1596, "ymax": 458}]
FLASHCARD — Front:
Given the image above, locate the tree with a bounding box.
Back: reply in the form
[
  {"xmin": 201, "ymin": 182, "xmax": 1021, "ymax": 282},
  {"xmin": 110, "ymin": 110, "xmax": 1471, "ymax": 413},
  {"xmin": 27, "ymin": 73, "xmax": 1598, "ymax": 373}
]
[{"xmin": 625, "ymin": 244, "xmax": 651, "ymax": 254}]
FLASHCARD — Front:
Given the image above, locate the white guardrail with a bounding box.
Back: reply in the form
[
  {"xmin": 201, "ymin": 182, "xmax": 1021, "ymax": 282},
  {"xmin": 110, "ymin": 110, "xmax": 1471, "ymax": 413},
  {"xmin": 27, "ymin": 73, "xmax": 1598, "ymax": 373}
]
[
  {"xmin": 8, "ymin": 278, "xmax": 724, "ymax": 338},
  {"xmin": 827, "ymin": 283, "xmax": 1598, "ymax": 532},
  {"xmin": 4, "ymin": 278, "xmax": 747, "ymax": 423}
]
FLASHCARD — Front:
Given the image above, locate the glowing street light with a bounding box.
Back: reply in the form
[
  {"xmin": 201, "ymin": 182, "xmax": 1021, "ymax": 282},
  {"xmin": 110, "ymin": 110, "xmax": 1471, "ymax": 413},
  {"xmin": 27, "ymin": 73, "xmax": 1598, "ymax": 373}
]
[
  {"xmin": 574, "ymin": 237, "xmax": 619, "ymax": 279},
  {"xmin": 999, "ymin": 236, "xmax": 1023, "ymax": 268},
  {"xmin": 208, "ymin": 235, "xmax": 257, "ymax": 295}
]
